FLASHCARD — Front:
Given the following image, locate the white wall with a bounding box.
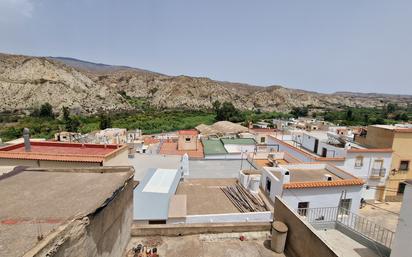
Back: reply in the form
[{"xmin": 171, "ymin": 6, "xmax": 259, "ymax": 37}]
[
  {"xmin": 338, "ymin": 151, "xmax": 392, "ymax": 200},
  {"xmin": 260, "ymin": 167, "xmax": 284, "ymax": 200},
  {"xmin": 267, "ymin": 136, "xmax": 314, "ymax": 163},
  {"xmin": 282, "ymin": 186, "xmax": 362, "ymax": 214},
  {"xmin": 391, "ymin": 183, "xmax": 412, "ymax": 257},
  {"xmin": 301, "ymin": 133, "xmax": 346, "ymax": 158},
  {"xmin": 223, "ymin": 144, "xmax": 255, "ymax": 154},
  {"xmin": 185, "ymin": 211, "xmax": 272, "ymax": 224},
  {"xmin": 204, "ymin": 153, "xmax": 244, "ymax": 160}
]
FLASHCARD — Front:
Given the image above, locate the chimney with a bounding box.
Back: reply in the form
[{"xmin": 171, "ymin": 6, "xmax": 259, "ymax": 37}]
[
  {"xmin": 324, "ymin": 174, "xmax": 333, "ymax": 181},
  {"xmin": 23, "ymin": 128, "xmax": 31, "ymax": 152},
  {"xmin": 282, "ymin": 169, "xmax": 290, "ymax": 184}
]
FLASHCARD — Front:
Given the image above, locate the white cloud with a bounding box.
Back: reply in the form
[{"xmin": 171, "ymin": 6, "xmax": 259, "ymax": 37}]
[{"xmin": 0, "ymin": 0, "xmax": 34, "ymax": 23}]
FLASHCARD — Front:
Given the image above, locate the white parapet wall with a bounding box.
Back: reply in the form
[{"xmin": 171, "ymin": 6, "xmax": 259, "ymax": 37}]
[{"xmin": 185, "ymin": 211, "xmax": 273, "ymax": 224}]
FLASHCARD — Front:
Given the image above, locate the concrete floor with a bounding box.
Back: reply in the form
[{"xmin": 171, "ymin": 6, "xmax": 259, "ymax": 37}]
[
  {"xmin": 130, "ymin": 155, "xmax": 248, "ymax": 181},
  {"xmin": 125, "ymin": 232, "xmax": 286, "ymax": 257},
  {"xmin": 129, "ymin": 154, "xmax": 181, "ymax": 181},
  {"xmin": 176, "ymin": 179, "xmax": 240, "ymax": 215},
  {"xmin": 317, "ymin": 229, "xmax": 380, "ymax": 257},
  {"xmin": 188, "ymin": 159, "xmax": 247, "ymax": 179},
  {"xmin": 359, "ymin": 202, "xmax": 401, "ymax": 232}
]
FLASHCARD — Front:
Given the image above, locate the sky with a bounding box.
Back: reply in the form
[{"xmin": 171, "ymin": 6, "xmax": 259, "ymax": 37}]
[{"xmin": 0, "ymin": 0, "xmax": 411, "ymax": 94}]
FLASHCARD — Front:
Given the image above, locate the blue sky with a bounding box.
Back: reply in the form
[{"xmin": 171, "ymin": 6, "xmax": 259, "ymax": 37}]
[{"xmin": 1, "ymin": 0, "xmax": 411, "ymax": 94}]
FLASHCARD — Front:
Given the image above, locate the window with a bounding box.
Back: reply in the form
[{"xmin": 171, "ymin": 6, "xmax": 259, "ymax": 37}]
[
  {"xmin": 298, "ymin": 202, "xmax": 309, "ymax": 216},
  {"xmin": 398, "ymin": 182, "xmax": 406, "ymax": 194},
  {"xmin": 355, "ymin": 156, "xmax": 363, "ymax": 168},
  {"xmin": 400, "ymin": 161, "xmax": 410, "ymax": 171},
  {"xmin": 339, "ymin": 199, "xmax": 352, "ymax": 215},
  {"xmin": 149, "ymin": 220, "xmax": 166, "ymax": 224},
  {"xmin": 371, "ymin": 160, "xmax": 385, "ymax": 177},
  {"xmin": 260, "ymin": 137, "xmax": 266, "ymax": 143},
  {"xmin": 185, "ymin": 137, "xmax": 191, "ymax": 142},
  {"xmin": 265, "ymin": 177, "xmax": 271, "ymax": 193}
]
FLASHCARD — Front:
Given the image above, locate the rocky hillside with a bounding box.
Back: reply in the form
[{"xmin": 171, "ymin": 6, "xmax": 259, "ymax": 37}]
[{"xmin": 0, "ymin": 53, "xmax": 410, "ymax": 114}]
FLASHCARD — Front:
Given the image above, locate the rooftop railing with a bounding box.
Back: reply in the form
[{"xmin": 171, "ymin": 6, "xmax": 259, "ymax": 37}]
[{"xmin": 298, "ymin": 207, "xmax": 395, "ymax": 248}]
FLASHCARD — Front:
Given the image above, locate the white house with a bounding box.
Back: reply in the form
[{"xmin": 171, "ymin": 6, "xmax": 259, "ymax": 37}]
[
  {"xmin": 260, "ymin": 163, "xmax": 364, "ymax": 214},
  {"xmin": 267, "ymin": 133, "xmax": 393, "ymax": 201}
]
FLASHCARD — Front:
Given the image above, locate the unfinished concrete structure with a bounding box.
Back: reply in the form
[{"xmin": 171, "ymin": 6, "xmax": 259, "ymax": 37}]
[{"xmin": 0, "ymin": 166, "xmax": 134, "ymax": 257}]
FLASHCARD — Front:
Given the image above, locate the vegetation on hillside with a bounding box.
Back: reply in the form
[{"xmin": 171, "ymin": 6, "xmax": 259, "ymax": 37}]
[{"xmin": 0, "ymin": 101, "xmax": 410, "ymax": 142}]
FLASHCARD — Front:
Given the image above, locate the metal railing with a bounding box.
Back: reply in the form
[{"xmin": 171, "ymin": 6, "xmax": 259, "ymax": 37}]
[
  {"xmin": 299, "ymin": 207, "xmax": 395, "ymax": 248},
  {"xmin": 371, "ymin": 168, "xmax": 386, "ymax": 177}
]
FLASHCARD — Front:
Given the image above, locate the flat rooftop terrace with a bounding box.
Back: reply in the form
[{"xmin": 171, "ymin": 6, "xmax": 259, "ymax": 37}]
[
  {"xmin": 176, "ymin": 179, "xmax": 240, "ymax": 215},
  {"xmin": 0, "ymin": 166, "xmax": 133, "ymax": 257},
  {"xmin": 316, "ymin": 229, "xmax": 380, "ymax": 257},
  {"xmin": 255, "ymin": 158, "xmax": 289, "ymax": 168},
  {"xmin": 125, "ymin": 232, "xmax": 284, "ymax": 257},
  {"xmin": 287, "ymin": 168, "xmax": 341, "ymax": 182},
  {"xmin": 0, "ymin": 141, "xmax": 126, "ymax": 162}
]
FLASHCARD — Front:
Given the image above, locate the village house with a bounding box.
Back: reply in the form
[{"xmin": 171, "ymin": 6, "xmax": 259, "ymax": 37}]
[
  {"xmin": 355, "ymin": 124, "xmax": 412, "ymax": 200},
  {"xmin": 259, "ymin": 163, "xmax": 364, "ymax": 214},
  {"xmin": 267, "ymin": 130, "xmax": 392, "ymax": 201},
  {"xmin": 0, "ymin": 139, "xmax": 128, "ymax": 168}
]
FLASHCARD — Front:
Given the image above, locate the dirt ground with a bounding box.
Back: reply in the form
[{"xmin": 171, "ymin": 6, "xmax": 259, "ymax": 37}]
[
  {"xmin": 125, "ymin": 232, "xmax": 286, "ymax": 257},
  {"xmin": 359, "ymin": 201, "xmax": 402, "ymax": 231}
]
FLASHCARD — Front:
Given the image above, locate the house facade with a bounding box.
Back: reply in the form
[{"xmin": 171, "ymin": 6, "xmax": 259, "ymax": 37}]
[
  {"xmin": 267, "ymin": 134, "xmax": 392, "ymax": 201},
  {"xmin": 260, "ymin": 163, "xmax": 364, "ymax": 214},
  {"xmin": 355, "ymin": 125, "xmax": 412, "ymax": 199}
]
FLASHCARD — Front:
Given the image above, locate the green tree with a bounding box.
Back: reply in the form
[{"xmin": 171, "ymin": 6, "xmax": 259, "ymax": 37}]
[
  {"xmin": 99, "ymin": 113, "xmax": 112, "ymax": 130},
  {"xmin": 39, "ymin": 103, "xmax": 54, "ymax": 118},
  {"xmin": 363, "ymin": 114, "xmax": 369, "ymax": 124},
  {"xmin": 290, "ymin": 107, "xmax": 308, "ymax": 118},
  {"xmin": 68, "ymin": 117, "xmax": 81, "ymax": 132},
  {"xmin": 386, "ymin": 103, "xmax": 397, "ymax": 113},
  {"xmin": 346, "ymin": 109, "xmax": 353, "ymax": 121},
  {"xmin": 62, "ymin": 106, "xmax": 70, "ymax": 123},
  {"xmin": 212, "ymin": 100, "xmax": 221, "ymax": 112},
  {"xmin": 215, "ymin": 102, "xmax": 243, "ymax": 122}
]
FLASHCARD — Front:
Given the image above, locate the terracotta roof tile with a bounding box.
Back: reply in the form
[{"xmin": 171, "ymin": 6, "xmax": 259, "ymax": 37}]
[
  {"xmin": 284, "ymin": 179, "xmax": 364, "ymax": 189},
  {"xmin": 0, "ymin": 142, "xmax": 126, "ymax": 163},
  {"xmin": 178, "ymin": 130, "xmax": 199, "ymax": 136},
  {"xmin": 347, "ymin": 148, "xmax": 393, "ymax": 153}
]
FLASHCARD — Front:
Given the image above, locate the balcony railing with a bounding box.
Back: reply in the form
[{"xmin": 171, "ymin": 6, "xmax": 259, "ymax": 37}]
[
  {"xmin": 371, "ymin": 168, "xmax": 386, "ymax": 177},
  {"xmin": 298, "ymin": 207, "xmax": 395, "ymax": 248}
]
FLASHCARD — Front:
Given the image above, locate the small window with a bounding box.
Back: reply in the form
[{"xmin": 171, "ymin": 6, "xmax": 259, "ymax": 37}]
[
  {"xmin": 185, "ymin": 137, "xmax": 191, "ymax": 142},
  {"xmin": 265, "ymin": 177, "xmax": 271, "ymax": 193},
  {"xmin": 400, "ymin": 161, "xmax": 410, "ymax": 171},
  {"xmin": 339, "ymin": 199, "xmax": 352, "ymax": 215},
  {"xmin": 260, "ymin": 137, "xmax": 266, "ymax": 143},
  {"xmin": 355, "ymin": 156, "xmax": 363, "ymax": 168},
  {"xmin": 398, "ymin": 182, "xmax": 406, "ymax": 194},
  {"xmin": 148, "ymin": 220, "xmax": 166, "ymax": 224},
  {"xmin": 298, "ymin": 202, "xmax": 309, "ymax": 216}
]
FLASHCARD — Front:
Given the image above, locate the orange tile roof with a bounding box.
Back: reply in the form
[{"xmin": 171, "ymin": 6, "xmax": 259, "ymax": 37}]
[
  {"xmin": 159, "ymin": 141, "xmax": 204, "ymax": 159},
  {"xmin": 0, "ymin": 141, "xmax": 127, "ymax": 163},
  {"xmin": 178, "ymin": 130, "xmax": 199, "ymax": 136},
  {"xmin": 347, "ymin": 148, "xmax": 393, "ymax": 153},
  {"xmin": 284, "ymin": 179, "xmax": 364, "ymax": 189},
  {"xmin": 143, "ymin": 138, "xmax": 160, "ymax": 145}
]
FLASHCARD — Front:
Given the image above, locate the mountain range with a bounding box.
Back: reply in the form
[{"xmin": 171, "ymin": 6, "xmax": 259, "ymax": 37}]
[{"xmin": 0, "ymin": 53, "xmax": 410, "ymax": 114}]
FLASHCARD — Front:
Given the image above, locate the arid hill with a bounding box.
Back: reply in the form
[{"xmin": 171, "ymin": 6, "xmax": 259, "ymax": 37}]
[{"xmin": 0, "ymin": 53, "xmax": 410, "ymax": 114}]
